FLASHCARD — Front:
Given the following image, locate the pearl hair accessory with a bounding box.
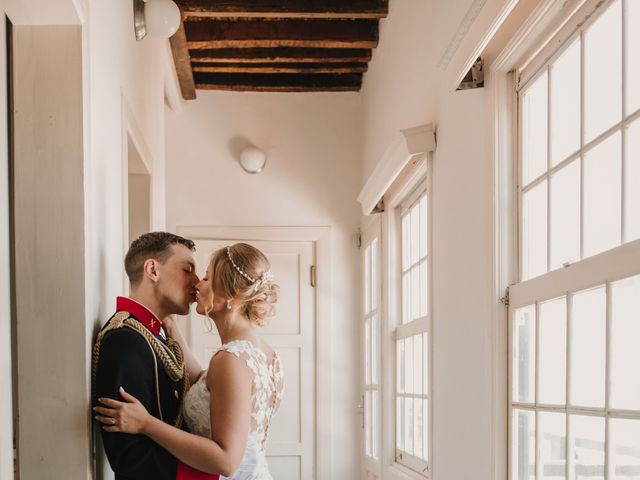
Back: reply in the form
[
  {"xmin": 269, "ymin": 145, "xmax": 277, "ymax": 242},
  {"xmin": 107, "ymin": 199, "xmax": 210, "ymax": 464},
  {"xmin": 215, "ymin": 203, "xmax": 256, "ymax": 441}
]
[{"xmin": 226, "ymin": 246, "xmax": 274, "ymax": 291}]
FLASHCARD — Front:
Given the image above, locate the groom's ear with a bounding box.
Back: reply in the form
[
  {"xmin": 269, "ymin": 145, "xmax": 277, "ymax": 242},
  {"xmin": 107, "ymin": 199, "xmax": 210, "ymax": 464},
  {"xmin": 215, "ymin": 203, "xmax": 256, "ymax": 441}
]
[{"xmin": 143, "ymin": 258, "xmax": 160, "ymax": 283}]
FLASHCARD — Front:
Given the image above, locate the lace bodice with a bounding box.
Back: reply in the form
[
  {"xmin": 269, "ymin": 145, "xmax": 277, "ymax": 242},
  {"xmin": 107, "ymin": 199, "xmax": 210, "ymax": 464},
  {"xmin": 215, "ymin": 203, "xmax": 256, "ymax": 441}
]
[{"xmin": 182, "ymin": 340, "xmax": 284, "ymax": 480}]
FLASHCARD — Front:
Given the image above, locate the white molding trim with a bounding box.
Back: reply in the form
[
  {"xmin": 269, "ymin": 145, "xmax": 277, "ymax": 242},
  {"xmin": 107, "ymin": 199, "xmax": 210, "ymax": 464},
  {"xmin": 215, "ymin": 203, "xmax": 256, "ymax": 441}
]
[
  {"xmin": 175, "ymin": 225, "xmax": 333, "ymax": 479},
  {"xmin": 357, "ymin": 124, "xmax": 435, "ymax": 216},
  {"xmin": 163, "ymin": 41, "xmax": 184, "ymax": 113},
  {"xmin": 4, "ymin": 0, "xmax": 83, "ymax": 25},
  {"xmin": 444, "ymin": 0, "xmax": 519, "ymax": 91}
]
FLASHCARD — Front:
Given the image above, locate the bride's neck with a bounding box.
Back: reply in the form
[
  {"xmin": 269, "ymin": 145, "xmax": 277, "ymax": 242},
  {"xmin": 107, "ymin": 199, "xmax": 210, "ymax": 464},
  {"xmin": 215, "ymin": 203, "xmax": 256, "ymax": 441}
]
[{"xmin": 214, "ymin": 313, "xmax": 256, "ymax": 345}]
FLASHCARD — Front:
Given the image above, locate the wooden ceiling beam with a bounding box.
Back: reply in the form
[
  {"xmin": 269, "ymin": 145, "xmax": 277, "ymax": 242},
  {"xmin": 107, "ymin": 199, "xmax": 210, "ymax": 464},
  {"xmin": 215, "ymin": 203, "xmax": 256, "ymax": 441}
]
[
  {"xmin": 185, "ymin": 18, "xmax": 378, "ymax": 49},
  {"xmin": 189, "ymin": 47, "xmax": 372, "ymax": 63},
  {"xmin": 193, "ymin": 71, "xmax": 362, "ymax": 91},
  {"xmin": 195, "ymin": 84, "xmax": 360, "ymax": 92},
  {"xmin": 177, "ymin": 0, "xmax": 388, "ymax": 19},
  {"xmin": 192, "ymin": 62, "xmax": 368, "ymax": 74},
  {"xmin": 169, "ymin": 20, "xmax": 197, "ymax": 100}
]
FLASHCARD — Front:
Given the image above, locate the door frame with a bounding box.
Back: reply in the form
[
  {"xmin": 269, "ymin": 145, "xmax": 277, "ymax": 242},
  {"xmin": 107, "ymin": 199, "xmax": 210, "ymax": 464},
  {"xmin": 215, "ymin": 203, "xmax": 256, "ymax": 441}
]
[
  {"xmin": 177, "ymin": 225, "xmax": 332, "ymax": 479},
  {"xmin": 0, "ymin": 12, "xmax": 14, "ymax": 480}
]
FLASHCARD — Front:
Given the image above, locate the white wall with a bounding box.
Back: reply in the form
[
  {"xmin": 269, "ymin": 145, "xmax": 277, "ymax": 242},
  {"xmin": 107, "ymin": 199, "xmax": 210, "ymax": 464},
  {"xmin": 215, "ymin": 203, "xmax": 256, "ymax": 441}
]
[
  {"xmin": 86, "ymin": 1, "xmax": 172, "ymax": 477},
  {"xmin": 165, "ymin": 91, "xmax": 363, "ymax": 478},
  {"xmin": 361, "ymin": 1, "xmax": 498, "ymax": 479},
  {"xmin": 0, "ymin": 0, "xmax": 172, "ymax": 477}
]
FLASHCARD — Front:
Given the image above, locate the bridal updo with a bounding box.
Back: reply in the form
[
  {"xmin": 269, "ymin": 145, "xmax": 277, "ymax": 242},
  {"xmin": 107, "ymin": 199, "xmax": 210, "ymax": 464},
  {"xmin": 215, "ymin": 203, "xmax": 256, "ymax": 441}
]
[{"xmin": 209, "ymin": 243, "xmax": 279, "ymax": 326}]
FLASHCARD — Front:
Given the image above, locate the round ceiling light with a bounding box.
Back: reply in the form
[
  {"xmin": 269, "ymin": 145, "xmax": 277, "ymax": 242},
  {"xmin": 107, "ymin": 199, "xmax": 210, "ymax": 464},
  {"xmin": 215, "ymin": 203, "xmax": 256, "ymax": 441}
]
[
  {"xmin": 134, "ymin": 0, "xmax": 181, "ymax": 41},
  {"xmin": 239, "ymin": 147, "xmax": 267, "ymax": 174}
]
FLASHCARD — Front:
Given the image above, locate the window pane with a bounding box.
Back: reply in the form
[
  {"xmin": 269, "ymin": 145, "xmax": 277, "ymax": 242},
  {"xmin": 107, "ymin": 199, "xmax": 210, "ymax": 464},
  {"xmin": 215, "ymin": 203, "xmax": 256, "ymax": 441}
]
[
  {"xmin": 514, "ymin": 305, "xmax": 536, "ymax": 403},
  {"xmin": 397, "ymin": 339, "xmax": 405, "ymax": 393},
  {"xmin": 423, "ymin": 333, "xmax": 429, "ymax": 396},
  {"xmin": 626, "ymin": 0, "xmax": 640, "ymax": 115},
  {"xmin": 584, "ymin": 132, "xmax": 622, "ymax": 257},
  {"xmin": 365, "ymin": 245, "xmax": 371, "ymax": 314},
  {"xmin": 512, "ymin": 409, "xmax": 536, "ymax": 480},
  {"xmin": 420, "ymin": 260, "xmax": 428, "ymax": 317},
  {"xmin": 411, "ymin": 266, "xmax": 420, "ymax": 321},
  {"xmin": 550, "ymin": 160, "xmax": 580, "ymax": 270},
  {"xmin": 371, "ymin": 238, "xmax": 378, "ymax": 311},
  {"xmin": 365, "ymin": 318, "xmax": 371, "ymax": 385},
  {"xmin": 423, "ymin": 399, "xmax": 429, "ymax": 461},
  {"xmin": 402, "ymin": 272, "xmax": 410, "ymax": 325},
  {"xmin": 404, "ymin": 396, "xmax": 414, "ymax": 455},
  {"xmin": 396, "ymin": 397, "xmax": 404, "ymax": 452},
  {"xmin": 411, "ymin": 203, "xmax": 420, "ymax": 265},
  {"xmin": 610, "ymin": 274, "xmax": 640, "ymax": 410},
  {"xmin": 584, "ymin": 0, "xmax": 622, "ymax": 143},
  {"xmin": 372, "ymin": 391, "xmax": 379, "ymax": 459},
  {"xmin": 570, "ymin": 286, "xmax": 606, "ymax": 408},
  {"xmin": 414, "ymin": 398, "xmax": 423, "ymax": 460},
  {"xmin": 569, "ymin": 415, "xmax": 604, "ymax": 480},
  {"xmin": 539, "ymin": 297, "xmax": 567, "ymax": 405},
  {"xmin": 402, "ymin": 214, "xmax": 410, "ymax": 271},
  {"xmin": 550, "ymin": 38, "xmax": 581, "ymax": 166},
  {"xmin": 371, "ymin": 315, "xmax": 378, "ymax": 385},
  {"xmin": 521, "ymin": 71, "xmax": 548, "ymax": 185},
  {"xmin": 610, "ymin": 418, "xmax": 640, "ymax": 480},
  {"xmin": 405, "ymin": 336, "xmax": 414, "ymax": 394},
  {"xmin": 522, "ymin": 180, "xmax": 548, "ymax": 280},
  {"xmin": 419, "ymin": 195, "xmax": 428, "ymax": 259},
  {"xmin": 413, "ymin": 334, "xmax": 423, "ymax": 395},
  {"xmin": 365, "ymin": 390, "xmax": 371, "ymax": 456},
  {"xmin": 625, "ymin": 118, "xmax": 640, "ymax": 242},
  {"xmin": 539, "ymin": 412, "xmax": 567, "ymax": 479}
]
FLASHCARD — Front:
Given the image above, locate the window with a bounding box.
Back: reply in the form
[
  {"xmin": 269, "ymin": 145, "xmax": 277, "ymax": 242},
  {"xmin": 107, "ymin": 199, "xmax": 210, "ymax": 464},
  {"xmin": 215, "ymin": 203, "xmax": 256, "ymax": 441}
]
[
  {"xmin": 363, "ymin": 234, "xmax": 381, "ymax": 461},
  {"xmin": 395, "ymin": 188, "xmax": 429, "ymax": 475},
  {"xmin": 519, "ymin": 0, "xmax": 640, "ymax": 281},
  {"xmin": 511, "ymin": 1, "xmax": 640, "ymax": 479}
]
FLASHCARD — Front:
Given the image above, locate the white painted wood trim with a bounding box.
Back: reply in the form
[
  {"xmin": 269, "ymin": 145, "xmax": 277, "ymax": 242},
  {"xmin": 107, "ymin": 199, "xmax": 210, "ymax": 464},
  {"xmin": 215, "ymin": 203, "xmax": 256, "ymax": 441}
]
[
  {"xmin": 486, "ymin": 64, "xmax": 517, "ymax": 480},
  {"xmin": 444, "ymin": 0, "xmax": 519, "ymax": 91},
  {"xmin": 357, "ymin": 124, "xmax": 435, "ymax": 216},
  {"xmin": 175, "ymin": 225, "xmax": 333, "ymax": 479},
  {"xmin": 4, "ymin": 0, "xmax": 83, "ymax": 25},
  {"xmin": 0, "ymin": 14, "xmax": 14, "ymax": 480},
  {"xmin": 163, "ymin": 41, "xmax": 184, "ymax": 113}
]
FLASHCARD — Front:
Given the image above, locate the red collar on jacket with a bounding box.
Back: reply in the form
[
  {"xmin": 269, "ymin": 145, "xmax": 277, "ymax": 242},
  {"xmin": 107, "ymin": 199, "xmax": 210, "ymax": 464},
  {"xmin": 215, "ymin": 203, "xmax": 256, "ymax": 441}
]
[{"xmin": 116, "ymin": 296, "xmax": 162, "ymax": 336}]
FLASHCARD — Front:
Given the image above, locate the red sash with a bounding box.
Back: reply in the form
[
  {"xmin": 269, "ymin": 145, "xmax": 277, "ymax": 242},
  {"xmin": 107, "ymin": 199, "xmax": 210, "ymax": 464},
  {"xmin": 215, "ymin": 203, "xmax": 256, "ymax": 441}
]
[{"xmin": 176, "ymin": 461, "xmax": 220, "ymax": 480}]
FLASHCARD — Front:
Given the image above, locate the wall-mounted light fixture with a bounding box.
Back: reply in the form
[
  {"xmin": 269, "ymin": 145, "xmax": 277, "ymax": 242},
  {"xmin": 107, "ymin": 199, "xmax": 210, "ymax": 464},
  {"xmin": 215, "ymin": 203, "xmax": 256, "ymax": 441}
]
[
  {"xmin": 134, "ymin": 0, "xmax": 181, "ymax": 41},
  {"xmin": 239, "ymin": 147, "xmax": 267, "ymax": 174}
]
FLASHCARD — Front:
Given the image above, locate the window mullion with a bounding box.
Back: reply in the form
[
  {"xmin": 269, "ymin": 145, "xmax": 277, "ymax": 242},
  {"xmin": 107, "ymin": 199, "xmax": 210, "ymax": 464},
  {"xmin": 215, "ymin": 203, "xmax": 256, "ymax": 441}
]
[{"xmin": 604, "ymin": 279, "xmax": 612, "ymax": 480}]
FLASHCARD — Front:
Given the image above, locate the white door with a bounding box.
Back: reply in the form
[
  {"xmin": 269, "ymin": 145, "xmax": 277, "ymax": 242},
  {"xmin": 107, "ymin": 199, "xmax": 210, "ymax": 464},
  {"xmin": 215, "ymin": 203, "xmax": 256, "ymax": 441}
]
[
  {"xmin": 361, "ymin": 216, "xmax": 382, "ymax": 479},
  {"xmin": 187, "ymin": 237, "xmax": 315, "ymax": 480}
]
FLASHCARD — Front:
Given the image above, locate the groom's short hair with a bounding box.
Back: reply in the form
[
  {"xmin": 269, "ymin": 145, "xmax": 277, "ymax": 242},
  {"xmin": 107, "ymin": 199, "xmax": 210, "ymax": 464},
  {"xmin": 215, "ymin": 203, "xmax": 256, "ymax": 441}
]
[{"xmin": 125, "ymin": 232, "xmax": 195, "ymax": 286}]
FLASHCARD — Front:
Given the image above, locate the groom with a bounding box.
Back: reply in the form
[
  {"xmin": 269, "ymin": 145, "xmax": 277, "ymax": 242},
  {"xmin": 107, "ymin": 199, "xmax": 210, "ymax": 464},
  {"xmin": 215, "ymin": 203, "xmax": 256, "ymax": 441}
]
[{"xmin": 93, "ymin": 232, "xmax": 215, "ymax": 479}]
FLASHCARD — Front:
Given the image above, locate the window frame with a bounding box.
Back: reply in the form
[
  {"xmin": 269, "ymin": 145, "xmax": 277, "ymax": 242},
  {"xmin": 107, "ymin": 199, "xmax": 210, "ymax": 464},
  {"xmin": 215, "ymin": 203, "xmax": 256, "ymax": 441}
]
[
  {"xmin": 508, "ymin": 0, "xmax": 640, "ymax": 478},
  {"xmin": 517, "ymin": 0, "xmax": 640, "ymax": 282},
  {"xmin": 380, "ymin": 154, "xmax": 432, "ymax": 479}
]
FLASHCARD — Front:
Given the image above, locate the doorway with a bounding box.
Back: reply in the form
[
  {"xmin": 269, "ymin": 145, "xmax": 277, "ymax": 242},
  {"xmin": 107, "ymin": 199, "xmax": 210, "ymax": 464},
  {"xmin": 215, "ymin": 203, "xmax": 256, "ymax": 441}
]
[{"xmin": 127, "ymin": 134, "xmax": 151, "ymax": 246}]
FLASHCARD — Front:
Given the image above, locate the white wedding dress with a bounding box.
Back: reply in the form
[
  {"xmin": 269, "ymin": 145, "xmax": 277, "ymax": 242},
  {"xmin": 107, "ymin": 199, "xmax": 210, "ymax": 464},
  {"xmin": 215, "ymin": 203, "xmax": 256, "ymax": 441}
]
[{"xmin": 182, "ymin": 339, "xmax": 284, "ymax": 480}]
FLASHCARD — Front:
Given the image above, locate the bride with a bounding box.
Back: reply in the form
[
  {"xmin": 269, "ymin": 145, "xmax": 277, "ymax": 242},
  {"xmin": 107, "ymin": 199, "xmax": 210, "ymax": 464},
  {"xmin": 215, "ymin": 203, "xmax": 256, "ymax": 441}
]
[{"xmin": 94, "ymin": 243, "xmax": 284, "ymax": 479}]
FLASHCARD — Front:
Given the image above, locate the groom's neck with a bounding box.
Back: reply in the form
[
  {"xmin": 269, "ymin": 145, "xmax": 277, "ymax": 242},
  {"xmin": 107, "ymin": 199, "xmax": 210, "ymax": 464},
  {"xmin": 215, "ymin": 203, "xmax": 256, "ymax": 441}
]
[{"xmin": 128, "ymin": 286, "xmax": 167, "ymax": 321}]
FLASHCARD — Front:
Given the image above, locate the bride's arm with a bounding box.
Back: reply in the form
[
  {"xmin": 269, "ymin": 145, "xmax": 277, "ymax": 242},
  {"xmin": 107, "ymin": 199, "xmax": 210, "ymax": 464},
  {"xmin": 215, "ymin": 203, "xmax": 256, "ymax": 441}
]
[
  {"xmin": 95, "ymin": 352, "xmax": 253, "ymax": 476},
  {"xmin": 161, "ymin": 315, "xmax": 203, "ymax": 384}
]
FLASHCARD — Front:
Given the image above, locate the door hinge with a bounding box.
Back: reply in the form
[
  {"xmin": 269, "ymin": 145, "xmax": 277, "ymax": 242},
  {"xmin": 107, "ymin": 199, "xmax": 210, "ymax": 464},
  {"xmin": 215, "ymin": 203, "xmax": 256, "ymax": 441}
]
[
  {"xmin": 499, "ymin": 286, "xmax": 510, "ymax": 308},
  {"xmin": 310, "ymin": 265, "xmax": 316, "ymax": 287},
  {"xmin": 353, "ymin": 230, "xmax": 362, "ymax": 249}
]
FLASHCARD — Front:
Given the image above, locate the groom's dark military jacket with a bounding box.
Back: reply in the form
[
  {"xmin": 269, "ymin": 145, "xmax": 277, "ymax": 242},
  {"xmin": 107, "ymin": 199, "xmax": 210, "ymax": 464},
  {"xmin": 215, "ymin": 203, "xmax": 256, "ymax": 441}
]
[{"xmin": 94, "ymin": 297, "xmax": 183, "ymax": 480}]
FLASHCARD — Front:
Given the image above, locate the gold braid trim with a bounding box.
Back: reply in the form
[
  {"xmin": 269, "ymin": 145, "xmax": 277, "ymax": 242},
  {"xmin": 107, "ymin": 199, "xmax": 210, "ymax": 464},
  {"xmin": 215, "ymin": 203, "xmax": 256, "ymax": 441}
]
[{"xmin": 92, "ymin": 311, "xmax": 190, "ymax": 428}]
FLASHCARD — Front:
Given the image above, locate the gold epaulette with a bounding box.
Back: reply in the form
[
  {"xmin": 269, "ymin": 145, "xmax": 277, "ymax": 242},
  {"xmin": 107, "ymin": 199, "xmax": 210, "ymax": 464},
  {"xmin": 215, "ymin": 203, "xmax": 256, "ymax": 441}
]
[{"xmin": 91, "ymin": 311, "xmax": 189, "ymax": 428}]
